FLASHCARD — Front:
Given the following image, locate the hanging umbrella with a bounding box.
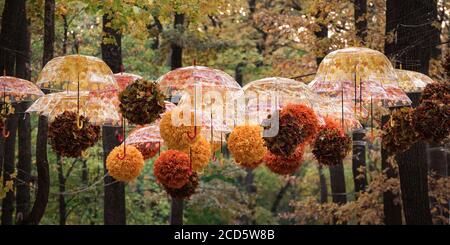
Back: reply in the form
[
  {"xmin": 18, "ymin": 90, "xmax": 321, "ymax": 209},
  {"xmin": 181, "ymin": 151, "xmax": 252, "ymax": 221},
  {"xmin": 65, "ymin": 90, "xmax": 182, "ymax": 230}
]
[
  {"xmin": 37, "ymin": 55, "xmax": 119, "ymax": 92},
  {"xmin": 0, "ymin": 76, "xmax": 44, "ymax": 137},
  {"xmin": 309, "ymin": 47, "xmax": 411, "ymax": 108},
  {"xmin": 395, "ymin": 69, "xmax": 434, "ymax": 93},
  {"xmin": 113, "ymin": 72, "xmax": 142, "ymax": 92},
  {"xmin": 241, "ymin": 77, "xmax": 361, "ymax": 131},
  {"xmin": 0, "ymin": 76, "xmax": 44, "ymax": 102},
  {"xmin": 156, "ymin": 65, "xmax": 242, "ymax": 102},
  {"xmin": 26, "ymin": 91, "xmax": 121, "ymax": 126}
]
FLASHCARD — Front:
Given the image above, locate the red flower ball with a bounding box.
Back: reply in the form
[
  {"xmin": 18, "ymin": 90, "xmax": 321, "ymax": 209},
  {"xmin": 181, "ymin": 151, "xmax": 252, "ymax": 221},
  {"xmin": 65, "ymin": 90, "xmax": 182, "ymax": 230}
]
[
  {"xmin": 264, "ymin": 144, "xmax": 305, "ymax": 175},
  {"xmin": 154, "ymin": 150, "xmax": 191, "ymax": 189},
  {"xmin": 163, "ymin": 172, "xmax": 199, "ymax": 199}
]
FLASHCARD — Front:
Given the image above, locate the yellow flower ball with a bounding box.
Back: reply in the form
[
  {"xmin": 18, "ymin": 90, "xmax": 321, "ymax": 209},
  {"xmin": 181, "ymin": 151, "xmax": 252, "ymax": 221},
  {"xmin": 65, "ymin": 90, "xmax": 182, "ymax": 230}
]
[
  {"xmin": 160, "ymin": 110, "xmax": 202, "ymax": 150},
  {"xmin": 181, "ymin": 136, "xmax": 211, "ymax": 173},
  {"xmin": 106, "ymin": 145, "xmax": 144, "ymax": 182},
  {"xmin": 227, "ymin": 125, "xmax": 267, "ymax": 169}
]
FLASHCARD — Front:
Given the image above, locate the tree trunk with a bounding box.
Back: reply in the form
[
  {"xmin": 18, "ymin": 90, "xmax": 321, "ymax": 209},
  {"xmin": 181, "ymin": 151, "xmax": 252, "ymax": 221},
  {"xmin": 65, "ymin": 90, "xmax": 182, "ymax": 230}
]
[
  {"xmin": 170, "ymin": 13, "xmax": 184, "ymax": 70},
  {"xmin": 1, "ymin": 114, "xmax": 18, "ymax": 225},
  {"xmin": 396, "ymin": 93, "xmax": 432, "ymax": 225},
  {"xmin": 0, "ymin": 0, "xmax": 23, "ymax": 75},
  {"xmin": 314, "ymin": 23, "xmax": 328, "ymax": 65},
  {"xmin": 318, "ymin": 165, "xmax": 328, "ymax": 203},
  {"xmin": 101, "ymin": 9, "xmax": 126, "ymax": 225},
  {"xmin": 102, "ymin": 126, "xmax": 126, "ymax": 225},
  {"xmin": 62, "ymin": 15, "xmax": 68, "ymax": 55},
  {"xmin": 56, "ymin": 155, "xmax": 66, "ymax": 225},
  {"xmin": 354, "ymin": 0, "xmax": 367, "ymax": 44},
  {"xmin": 381, "ymin": 115, "xmax": 402, "ymax": 225},
  {"xmin": 16, "ymin": 102, "xmax": 32, "ymax": 223},
  {"xmin": 21, "ymin": 0, "xmax": 54, "ymax": 225},
  {"xmin": 352, "ymin": 129, "xmax": 367, "ymax": 197},
  {"xmin": 43, "ymin": 0, "xmax": 55, "ymax": 66},
  {"xmin": 329, "ymin": 161, "xmax": 347, "ymax": 204},
  {"xmin": 20, "ymin": 116, "xmax": 49, "ymax": 225},
  {"xmin": 170, "ymin": 198, "xmax": 183, "ymax": 225},
  {"xmin": 169, "ymin": 12, "xmax": 185, "ymax": 225},
  {"xmin": 271, "ymin": 179, "xmax": 291, "ymax": 215},
  {"xmin": 385, "ymin": 0, "xmax": 437, "ymax": 225}
]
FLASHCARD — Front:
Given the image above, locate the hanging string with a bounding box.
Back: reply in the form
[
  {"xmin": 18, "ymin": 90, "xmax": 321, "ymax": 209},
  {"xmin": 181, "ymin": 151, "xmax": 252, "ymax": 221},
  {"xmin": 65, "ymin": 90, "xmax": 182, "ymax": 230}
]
[
  {"xmin": 370, "ymin": 96, "xmax": 374, "ymax": 139},
  {"xmin": 117, "ymin": 117, "xmax": 127, "ymax": 160}
]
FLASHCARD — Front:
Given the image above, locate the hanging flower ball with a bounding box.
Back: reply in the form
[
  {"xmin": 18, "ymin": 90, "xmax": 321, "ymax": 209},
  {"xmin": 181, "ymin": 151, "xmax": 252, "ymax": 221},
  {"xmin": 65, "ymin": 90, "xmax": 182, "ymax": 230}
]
[
  {"xmin": 312, "ymin": 117, "xmax": 352, "ymax": 166},
  {"xmin": 412, "ymin": 100, "xmax": 450, "ymax": 144},
  {"xmin": 227, "ymin": 125, "xmax": 266, "ymax": 169},
  {"xmin": 106, "ymin": 145, "xmax": 144, "ymax": 182},
  {"xmin": 181, "ymin": 136, "xmax": 211, "ymax": 173},
  {"xmin": 420, "ymin": 82, "xmax": 450, "ymax": 104},
  {"xmin": 119, "ymin": 79, "xmax": 166, "ymax": 125},
  {"xmin": 263, "ymin": 103, "xmax": 319, "ymax": 156},
  {"xmin": 154, "ymin": 150, "xmax": 191, "ymax": 189},
  {"xmin": 163, "ymin": 172, "xmax": 199, "ymax": 199},
  {"xmin": 160, "ymin": 110, "xmax": 201, "ymax": 150},
  {"xmin": 48, "ymin": 111, "xmax": 101, "ymax": 158},
  {"xmin": 264, "ymin": 144, "xmax": 305, "ymax": 175},
  {"xmin": 381, "ymin": 108, "xmax": 419, "ymax": 155},
  {"xmin": 131, "ymin": 142, "xmax": 161, "ymax": 160}
]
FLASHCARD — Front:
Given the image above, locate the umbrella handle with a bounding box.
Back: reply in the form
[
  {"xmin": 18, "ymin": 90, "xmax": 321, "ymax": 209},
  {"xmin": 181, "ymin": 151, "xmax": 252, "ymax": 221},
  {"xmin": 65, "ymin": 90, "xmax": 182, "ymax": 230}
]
[
  {"xmin": 81, "ymin": 150, "xmax": 90, "ymax": 158},
  {"xmin": 117, "ymin": 146, "xmax": 126, "ymax": 160},
  {"xmin": 2, "ymin": 125, "xmax": 9, "ymax": 138},
  {"xmin": 186, "ymin": 127, "xmax": 198, "ymax": 140},
  {"xmin": 76, "ymin": 114, "xmax": 84, "ymax": 129}
]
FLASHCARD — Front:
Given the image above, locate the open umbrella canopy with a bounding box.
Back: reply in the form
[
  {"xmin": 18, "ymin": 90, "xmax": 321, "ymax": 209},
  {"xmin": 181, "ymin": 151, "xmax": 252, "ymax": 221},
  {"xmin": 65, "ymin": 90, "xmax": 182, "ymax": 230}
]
[
  {"xmin": 127, "ymin": 123, "xmax": 163, "ymax": 145},
  {"xmin": 156, "ymin": 65, "xmax": 241, "ymax": 102},
  {"xmin": 37, "ymin": 55, "xmax": 119, "ymax": 92},
  {"xmin": 242, "ymin": 77, "xmax": 323, "ymax": 107},
  {"xmin": 113, "ymin": 72, "xmax": 143, "ymax": 91},
  {"xmin": 309, "ymin": 47, "xmax": 411, "ymax": 107},
  {"xmin": 26, "ymin": 91, "xmax": 121, "ymax": 126},
  {"xmin": 395, "ymin": 69, "xmax": 435, "ymax": 93},
  {"xmin": 0, "ymin": 76, "xmax": 44, "ymax": 103}
]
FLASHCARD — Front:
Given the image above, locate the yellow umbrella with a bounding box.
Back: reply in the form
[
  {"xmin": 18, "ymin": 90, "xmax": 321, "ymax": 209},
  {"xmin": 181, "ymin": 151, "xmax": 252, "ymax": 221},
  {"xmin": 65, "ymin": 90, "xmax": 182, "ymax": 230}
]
[
  {"xmin": 395, "ymin": 69, "xmax": 434, "ymax": 93},
  {"xmin": 26, "ymin": 91, "xmax": 121, "ymax": 126},
  {"xmin": 37, "ymin": 55, "xmax": 119, "ymax": 92}
]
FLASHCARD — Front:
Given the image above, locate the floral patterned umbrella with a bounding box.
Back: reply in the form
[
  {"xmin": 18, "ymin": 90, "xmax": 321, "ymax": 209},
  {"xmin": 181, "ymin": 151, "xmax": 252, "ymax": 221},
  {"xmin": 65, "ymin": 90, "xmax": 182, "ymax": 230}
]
[
  {"xmin": 113, "ymin": 72, "xmax": 142, "ymax": 91},
  {"xmin": 241, "ymin": 77, "xmax": 361, "ymax": 131},
  {"xmin": 0, "ymin": 76, "xmax": 44, "ymax": 103},
  {"xmin": 309, "ymin": 47, "xmax": 411, "ymax": 107},
  {"xmin": 26, "ymin": 91, "xmax": 121, "ymax": 126},
  {"xmin": 395, "ymin": 69, "xmax": 434, "ymax": 93},
  {"xmin": 0, "ymin": 76, "xmax": 44, "ymax": 137},
  {"xmin": 37, "ymin": 55, "xmax": 119, "ymax": 92},
  {"xmin": 156, "ymin": 66, "xmax": 241, "ymax": 102}
]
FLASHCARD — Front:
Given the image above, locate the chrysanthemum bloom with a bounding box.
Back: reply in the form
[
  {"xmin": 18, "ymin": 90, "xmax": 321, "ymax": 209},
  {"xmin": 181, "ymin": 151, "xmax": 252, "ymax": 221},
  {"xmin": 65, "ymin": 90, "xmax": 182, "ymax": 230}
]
[
  {"xmin": 48, "ymin": 111, "xmax": 100, "ymax": 158},
  {"xmin": 106, "ymin": 145, "xmax": 144, "ymax": 182},
  {"xmin": 163, "ymin": 172, "xmax": 199, "ymax": 199},
  {"xmin": 154, "ymin": 150, "xmax": 191, "ymax": 189},
  {"xmin": 381, "ymin": 108, "xmax": 419, "ymax": 154},
  {"xmin": 264, "ymin": 144, "xmax": 305, "ymax": 175},
  {"xmin": 227, "ymin": 125, "xmax": 266, "ymax": 169},
  {"xmin": 312, "ymin": 117, "xmax": 351, "ymax": 166},
  {"xmin": 181, "ymin": 136, "xmax": 211, "ymax": 173},
  {"xmin": 160, "ymin": 110, "xmax": 202, "ymax": 150}
]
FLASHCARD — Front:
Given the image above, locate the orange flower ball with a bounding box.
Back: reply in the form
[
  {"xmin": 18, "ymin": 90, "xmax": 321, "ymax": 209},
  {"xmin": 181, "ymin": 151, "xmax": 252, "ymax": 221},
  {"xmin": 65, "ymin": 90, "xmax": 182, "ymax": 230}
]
[
  {"xmin": 281, "ymin": 103, "xmax": 319, "ymax": 144},
  {"xmin": 264, "ymin": 144, "xmax": 305, "ymax": 175},
  {"xmin": 154, "ymin": 150, "xmax": 191, "ymax": 189},
  {"xmin": 227, "ymin": 125, "xmax": 266, "ymax": 169},
  {"xmin": 181, "ymin": 136, "xmax": 211, "ymax": 173},
  {"xmin": 160, "ymin": 110, "xmax": 202, "ymax": 150},
  {"xmin": 106, "ymin": 145, "xmax": 144, "ymax": 182}
]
